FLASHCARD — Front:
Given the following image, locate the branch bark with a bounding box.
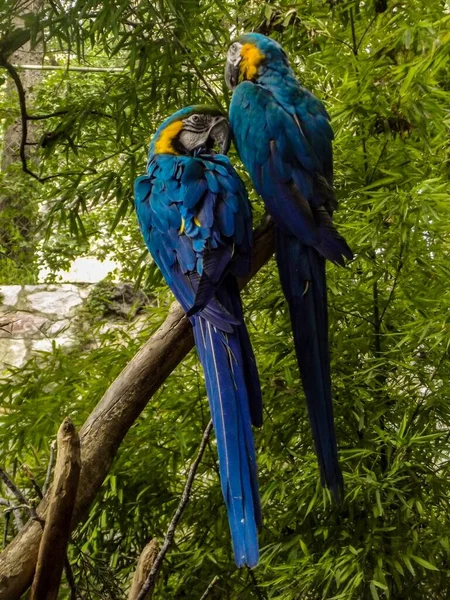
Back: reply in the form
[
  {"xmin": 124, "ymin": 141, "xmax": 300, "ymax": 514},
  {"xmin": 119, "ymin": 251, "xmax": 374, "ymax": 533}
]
[
  {"xmin": 0, "ymin": 217, "xmax": 275, "ymax": 600},
  {"xmin": 30, "ymin": 418, "xmax": 80, "ymax": 600},
  {"xmin": 128, "ymin": 539, "xmax": 159, "ymax": 600}
]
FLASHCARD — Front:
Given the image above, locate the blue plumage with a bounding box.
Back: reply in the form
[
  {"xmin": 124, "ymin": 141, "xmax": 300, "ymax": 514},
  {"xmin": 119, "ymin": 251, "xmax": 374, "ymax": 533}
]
[
  {"xmin": 135, "ymin": 106, "xmax": 262, "ymax": 566},
  {"xmin": 227, "ymin": 33, "xmax": 352, "ymax": 500}
]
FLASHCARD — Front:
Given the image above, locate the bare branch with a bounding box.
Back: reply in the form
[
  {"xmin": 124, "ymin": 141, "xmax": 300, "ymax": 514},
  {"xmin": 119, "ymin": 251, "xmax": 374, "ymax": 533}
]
[
  {"xmin": 22, "ymin": 466, "xmax": 43, "ymax": 501},
  {"xmin": 0, "ymin": 61, "xmax": 114, "ymax": 182},
  {"xmin": 42, "ymin": 441, "xmax": 56, "ymax": 496},
  {"xmin": 0, "ymin": 467, "xmax": 37, "ymax": 520},
  {"xmin": 248, "ymin": 570, "xmax": 267, "ymax": 600},
  {"xmin": 0, "ymin": 61, "xmax": 41, "ymax": 181},
  {"xmin": 12, "ymin": 64, "xmax": 125, "ymax": 72},
  {"xmin": 199, "ymin": 575, "xmax": 219, "ymax": 600},
  {"xmin": 27, "ymin": 110, "xmax": 112, "ymax": 121},
  {"xmin": 136, "ymin": 420, "xmax": 214, "ymax": 600},
  {"xmin": 30, "ymin": 418, "xmax": 81, "ymax": 600}
]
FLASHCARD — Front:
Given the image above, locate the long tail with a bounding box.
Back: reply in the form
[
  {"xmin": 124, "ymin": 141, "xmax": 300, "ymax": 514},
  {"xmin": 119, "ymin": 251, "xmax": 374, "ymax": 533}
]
[
  {"xmin": 276, "ymin": 229, "xmax": 344, "ymax": 501},
  {"xmin": 192, "ymin": 285, "xmax": 261, "ymax": 567}
]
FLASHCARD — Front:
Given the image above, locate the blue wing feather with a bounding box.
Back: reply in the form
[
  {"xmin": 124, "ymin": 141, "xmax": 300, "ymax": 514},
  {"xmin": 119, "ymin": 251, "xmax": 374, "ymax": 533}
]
[
  {"xmin": 230, "ymin": 71, "xmax": 352, "ymax": 500},
  {"xmin": 135, "ymin": 147, "xmax": 263, "ymax": 565}
]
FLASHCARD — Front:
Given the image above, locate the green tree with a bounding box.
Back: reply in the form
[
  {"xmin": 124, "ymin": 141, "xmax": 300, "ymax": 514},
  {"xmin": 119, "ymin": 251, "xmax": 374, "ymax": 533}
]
[{"xmin": 0, "ymin": 1, "xmax": 449, "ymax": 598}]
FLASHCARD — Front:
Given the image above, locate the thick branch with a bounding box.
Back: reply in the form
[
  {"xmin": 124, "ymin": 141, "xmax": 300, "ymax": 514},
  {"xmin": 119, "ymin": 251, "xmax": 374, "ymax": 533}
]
[
  {"xmin": 0, "ymin": 28, "xmax": 32, "ymax": 61},
  {"xmin": 0, "ymin": 217, "xmax": 275, "ymax": 600},
  {"xmin": 30, "ymin": 418, "xmax": 81, "ymax": 600}
]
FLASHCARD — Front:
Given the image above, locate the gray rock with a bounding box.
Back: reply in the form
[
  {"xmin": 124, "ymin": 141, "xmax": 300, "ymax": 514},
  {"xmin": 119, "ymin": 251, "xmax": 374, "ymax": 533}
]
[
  {"xmin": 0, "ymin": 311, "xmax": 49, "ymax": 338},
  {"xmin": 0, "ymin": 339, "xmax": 28, "ymax": 369},
  {"xmin": 27, "ymin": 286, "xmax": 83, "ymax": 316},
  {"xmin": 0, "ymin": 286, "xmax": 21, "ymax": 307}
]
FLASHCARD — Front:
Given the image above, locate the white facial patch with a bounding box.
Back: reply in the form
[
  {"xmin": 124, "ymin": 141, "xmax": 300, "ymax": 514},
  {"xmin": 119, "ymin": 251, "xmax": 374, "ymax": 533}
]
[
  {"xmin": 178, "ymin": 128, "xmax": 210, "ymax": 152},
  {"xmin": 227, "ymin": 42, "xmax": 243, "ymax": 67}
]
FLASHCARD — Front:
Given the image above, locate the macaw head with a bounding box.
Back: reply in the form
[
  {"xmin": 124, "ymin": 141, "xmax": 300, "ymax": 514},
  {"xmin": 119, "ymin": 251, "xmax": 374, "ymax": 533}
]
[
  {"xmin": 225, "ymin": 33, "xmax": 289, "ymax": 90},
  {"xmin": 150, "ymin": 105, "xmax": 231, "ymax": 156}
]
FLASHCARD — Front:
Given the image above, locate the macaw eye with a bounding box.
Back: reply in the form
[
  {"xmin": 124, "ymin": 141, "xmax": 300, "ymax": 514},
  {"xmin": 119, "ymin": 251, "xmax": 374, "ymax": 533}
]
[
  {"xmin": 192, "ymin": 115, "xmax": 200, "ymax": 123},
  {"xmin": 230, "ymin": 43, "xmax": 238, "ymax": 53}
]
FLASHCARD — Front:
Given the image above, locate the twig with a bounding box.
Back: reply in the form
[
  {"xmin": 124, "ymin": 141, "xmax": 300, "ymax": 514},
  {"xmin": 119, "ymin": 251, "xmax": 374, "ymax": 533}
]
[
  {"xmin": 136, "ymin": 420, "xmax": 214, "ymax": 600},
  {"xmin": 248, "ymin": 569, "xmax": 266, "ymax": 600},
  {"xmin": 199, "ymin": 575, "xmax": 219, "ymax": 600},
  {"xmin": 2, "ymin": 512, "xmax": 10, "ymax": 549},
  {"xmin": 378, "ymin": 249, "xmax": 404, "ymax": 326},
  {"xmin": 1, "ymin": 496, "xmax": 24, "ymax": 531},
  {"xmin": 3, "ymin": 504, "xmax": 31, "ymax": 514},
  {"xmin": 12, "ymin": 64, "xmax": 125, "ymax": 72},
  {"xmin": 0, "ymin": 467, "xmax": 38, "ymax": 520},
  {"xmin": 64, "ymin": 558, "xmax": 77, "ymax": 600},
  {"xmin": 27, "ymin": 109, "xmax": 112, "ymax": 121},
  {"xmin": 356, "ymin": 15, "xmax": 378, "ymax": 53},
  {"xmin": 22, "ymin": 466, "xmax": 43, "ymax": 500},
  {"xmin": 42, "ymin": 441, "xmax": 56, "ymax": 496}
]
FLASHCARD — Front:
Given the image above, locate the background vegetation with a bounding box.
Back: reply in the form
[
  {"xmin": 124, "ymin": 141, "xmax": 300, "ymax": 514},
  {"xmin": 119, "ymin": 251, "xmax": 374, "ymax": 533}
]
[{"xmin": 0, "ymin": 0, "xmax": 449, "ymax": 598}]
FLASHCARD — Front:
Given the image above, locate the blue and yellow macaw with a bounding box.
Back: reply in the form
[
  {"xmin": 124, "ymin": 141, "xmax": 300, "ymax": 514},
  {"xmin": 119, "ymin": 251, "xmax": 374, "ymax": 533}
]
[
  {"xmin": 225, "ymin": 34, "xmax": 352, "ymax": 500},
  {"xmin": 134, "ymin": 106, "xmax": 262, "ymax": 567}
]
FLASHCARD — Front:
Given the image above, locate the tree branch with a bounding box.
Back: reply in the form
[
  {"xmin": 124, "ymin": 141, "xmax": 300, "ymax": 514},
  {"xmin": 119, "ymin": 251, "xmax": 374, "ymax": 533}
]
[
  {"xmin": 0, "ymin": 61, "xmax": 114, "ymax": 182},
  {"xmin": 30, "ymin": 418, "xmax": 81, "ymax": 600},
  {"xmin": 136, "ymin": 420, "xmax": 214, "ymax": 600},
  {"xmin": 199, "ymin": 575, "xmax": 219, "ymax": 600},
  {"xmin": 0, "ymin": 217, "xmax": 275, "ymax": 600},
  {"xmin": 42, "ymin": 441, "xmax": 56, "ymax": 497},
  {"xmin": 12, "ymin": 64, "xmax": 125, "ymax": 72},
  {"xmin": 0, "ymin": 468, "xmax": 37, "ymax": 521},
  {"xmin": 0, "ymin": 61, "xmax": 42, "ymax": 181},
  {"xmin": 128, "ymin": 539, "xmax": 159, "ymax": 600}
]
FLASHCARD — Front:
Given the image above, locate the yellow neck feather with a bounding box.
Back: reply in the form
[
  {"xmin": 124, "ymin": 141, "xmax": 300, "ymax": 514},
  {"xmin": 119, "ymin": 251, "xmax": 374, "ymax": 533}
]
[
  {"xmin": 154, "ymin": 120, "xmax": 183, "ymax": 154},
  {"xmin": 239, "ymin": 43, "xmax": 265, "ymax": 82}
]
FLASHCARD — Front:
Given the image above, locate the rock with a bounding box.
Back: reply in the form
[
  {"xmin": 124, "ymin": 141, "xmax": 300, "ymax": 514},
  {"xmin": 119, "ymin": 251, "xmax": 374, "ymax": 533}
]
[
  {"xmin": 0, "ymin": 311, "xmax": 50, "ymax": 338},
  {"xmin": 0, "ymin": 339, "xmax": 28, "ymax": 368},
  {"xmin": 27, "ymin": 285, "xmax": 83, "ymax": 316},
  {"xmin": 45, "ymin": 320, "xmax": 72, "ymax": 336},
  {"xmin": 0, "ymin": 285, "xmax": 21, "ymax": 307},
  {"xmin": 87, "ymin": 282, "xmax": 150, "ymax": 319},
  {"xmin": 31, "ymin": 335, "xmax": 76, "ymax": 354}
]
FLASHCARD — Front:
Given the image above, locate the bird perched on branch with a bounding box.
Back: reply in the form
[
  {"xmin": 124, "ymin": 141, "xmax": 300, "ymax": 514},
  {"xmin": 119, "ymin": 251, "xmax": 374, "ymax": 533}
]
[
  {"xmin": 225, "ymin": 33, "xmax": 352, "ymax": 501},
  {"xmin": 134, "ymin": 106, "xmax": 262, "ymax": 567}
]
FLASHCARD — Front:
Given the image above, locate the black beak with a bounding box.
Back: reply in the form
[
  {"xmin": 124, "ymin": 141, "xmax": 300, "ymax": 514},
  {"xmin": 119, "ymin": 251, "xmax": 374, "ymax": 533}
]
[
  {"xmin": 209, "ymin": 116, "xmax": 231, "ymax": 155},
  {"xmin": 225, "ymin": 60, "xmax": 239, "ymax": 91}
]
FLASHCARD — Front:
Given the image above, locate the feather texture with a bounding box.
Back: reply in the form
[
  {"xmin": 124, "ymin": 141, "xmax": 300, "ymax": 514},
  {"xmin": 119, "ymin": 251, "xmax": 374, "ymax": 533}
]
[
  {"xmin": 229, "ymin": 33, "xmax": 352, "ymax": 500},
  {"xmin": 135, "ymin": 122, "xmax": 262, "ymax": 566}
]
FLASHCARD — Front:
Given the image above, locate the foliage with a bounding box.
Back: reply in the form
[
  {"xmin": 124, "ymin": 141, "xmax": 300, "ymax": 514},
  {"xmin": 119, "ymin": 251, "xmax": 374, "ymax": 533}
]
[{"xmin": 1, "ymin": 0, "xmax": 450, "ymax": 598}]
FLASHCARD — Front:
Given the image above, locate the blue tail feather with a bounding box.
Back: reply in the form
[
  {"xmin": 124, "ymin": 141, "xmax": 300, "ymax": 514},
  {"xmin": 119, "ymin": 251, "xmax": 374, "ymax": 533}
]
[
  {"xmin": 217, "ymin": 276, "xmax": 263, "ymax": 428},
  {"xmin": 276, "ymin": 229, "xmax": 343, "ymax": 501},
  {"xmin": 193, "ymin": 310, "xmax": 261, "ymax": 567}
]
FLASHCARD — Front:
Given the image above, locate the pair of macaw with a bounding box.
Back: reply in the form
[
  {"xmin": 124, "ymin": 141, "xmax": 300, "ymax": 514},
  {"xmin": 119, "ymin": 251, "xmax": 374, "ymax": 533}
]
[{"xmin": 134, "ymin": 33, "xmax": 352, "ymax": 568}]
